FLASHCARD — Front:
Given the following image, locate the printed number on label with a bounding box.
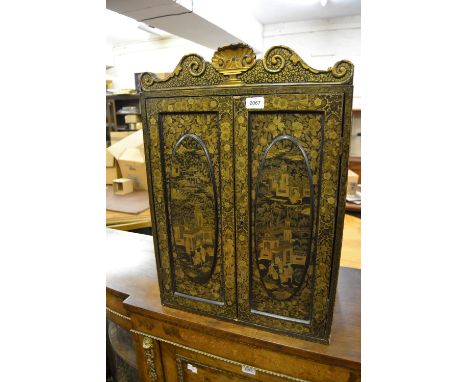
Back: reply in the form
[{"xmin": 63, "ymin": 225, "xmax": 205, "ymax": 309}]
[
  {"xmin": 241, "ymin": 365, "xmax": 256, "ymax": 375},
  {"xmin": 246, "ymin": 97, "xmax": 264, "ymax": 109}
]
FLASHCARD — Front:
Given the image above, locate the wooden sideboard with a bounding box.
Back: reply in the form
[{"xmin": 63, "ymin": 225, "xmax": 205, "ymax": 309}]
[{"xmin": 106, "ymin": 229, "xmax": 361, "ymax": 382}]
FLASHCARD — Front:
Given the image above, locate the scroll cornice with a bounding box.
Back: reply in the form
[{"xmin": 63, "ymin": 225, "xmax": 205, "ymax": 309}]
[
  {"xmin": 140, "ymin": 53, "xmax": 224, "ymax": 91},
  {"xmin": 240, "ymin": 45, "xmax": 354, "ymax": 85},
  {"xmin": 140, "ymin": 44, "xmax": 353, "ymax": 91}
]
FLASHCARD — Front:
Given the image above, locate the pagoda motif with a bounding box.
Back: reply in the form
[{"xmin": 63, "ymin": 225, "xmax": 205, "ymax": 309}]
[
  {"xmin": 169, "ymin": 132, "xmax": 218, "ymax": 282},
  {"xmin": 267, "ymin": 164, "xmax": 311, "ymax": 204},
  {"xmin": 254, "ymin": 135, "xmax": 313, "ymax": 299},
  {"xmin": 257, "ymin": 219, "xmax": 307, "ymax": 289},
  {"xmin": 173, "ymin": 205, "xmax": 215, "ymax": 267}
]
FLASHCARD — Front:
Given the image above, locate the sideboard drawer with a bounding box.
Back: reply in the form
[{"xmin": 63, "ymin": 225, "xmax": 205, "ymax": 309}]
[
  {"xmin": 176, "ymin": 355, "xmax": 261, "ymax": 382},
  {"xmin": 162, "ymin": 342, "xmax": 305, "ymax": 382}
]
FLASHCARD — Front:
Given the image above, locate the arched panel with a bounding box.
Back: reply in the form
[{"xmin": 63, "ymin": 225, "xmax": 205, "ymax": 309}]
[
  {"xmin": 170, "ymin": 134, "xmax": 219, "ymax": 284},
  {"xmin": 254, "ymin": 135, "xmax": 314, "ymax": 301}
]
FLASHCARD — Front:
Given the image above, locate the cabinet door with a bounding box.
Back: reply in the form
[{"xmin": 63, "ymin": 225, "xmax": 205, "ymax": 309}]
[
  {"xmin": 107, "ymin": 320, "xmax": 141, "ymax": 382},
  {"xmin": 144, "ymin": 96, "xmax": 236, "ymax": 319},
  {"xmin": 234, "ymin": 92, "xmax": 350, "ymax": 341}
]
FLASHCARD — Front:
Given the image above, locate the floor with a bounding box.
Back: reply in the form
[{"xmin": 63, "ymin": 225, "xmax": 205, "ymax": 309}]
[{"xmin": 340, "ymin": 214, "xmax": 361, "ymax": 269}]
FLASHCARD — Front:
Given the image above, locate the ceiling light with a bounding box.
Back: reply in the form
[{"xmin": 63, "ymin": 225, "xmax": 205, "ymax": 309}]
[
  {"xmin": 137, "ymin": 22, "xmax": 171, "ymax": 37},
  {"xmin": 321, "ymin": 0, "xmax": 328, "ymax": 6}
]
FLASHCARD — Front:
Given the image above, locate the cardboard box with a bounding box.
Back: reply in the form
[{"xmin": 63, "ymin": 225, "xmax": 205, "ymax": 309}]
[
  {"xmin": 118, "ymin": 148, "xmax": 147, "ymax": 190},
  {"xmin": 106, "ymin": 149, "xmax": 114, "ymax": 167},
  {"xmin": 107, "ymin": 130, "xmax": 147, "ymax": 190},
  {"xmin": 124, "ymin": 114, "xmax": 141, "ymax": 124},
  {"xmin": 347, "ymin": 169, "xmax": 359, "ymax": 196},
  {"xmin": 110, "ymin": 131, "xmax": 133, "ymax": 145},
  {"xmin": 106, "ymin": 166, "xmax": 119, "ymax": 185},
  {"xmin": 106, "ymin": 148, "xmax": 120, "ymax": 185},
  {"xmin": 113, "ymin": 178, "xmax": 134, "ymax": 195}
]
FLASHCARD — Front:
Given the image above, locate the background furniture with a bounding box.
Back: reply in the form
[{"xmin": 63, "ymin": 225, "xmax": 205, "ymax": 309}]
[
  {"xmin": 346, "ymin": 109, "xmax": 361, "ymax": 214},
  {"xmin": 106, "ymin": 94, "xmax": 140, "ymax": 146},
  {"xmin": 107, "ymin": 319, "xmax": 140, "ymax": 381},
  {"xmin": 349, "ymin": 109, "xmax": 361, "ymax": 182},
  {"xmin": 106, "ymin": 208, "xmax": 151, "ymax": 231},
  {"xmin": 106, "ymin": 229, "xmax": 361, "ymax": 382},
  {"xmin": 346, "ymin": 200, "xmax": 361, "ymax": 214}
]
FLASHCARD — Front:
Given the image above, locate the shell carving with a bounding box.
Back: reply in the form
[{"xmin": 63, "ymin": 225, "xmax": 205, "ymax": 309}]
[{"xmin": 211, "ymin": 43, "xmax": 256, "ymax": 85}]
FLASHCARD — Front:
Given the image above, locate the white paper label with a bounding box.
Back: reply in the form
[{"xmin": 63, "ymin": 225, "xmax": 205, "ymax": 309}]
[
  {"xmin": 246, "ymin": 97, "xmax": 264, "ymax": 109},
  {"xmin": 241, "ymin": 365, "xmax": 256, "ymax": 375},
  {"xmin": 187, "ymin": 363, "xmax": 198, "ymax": 374}
]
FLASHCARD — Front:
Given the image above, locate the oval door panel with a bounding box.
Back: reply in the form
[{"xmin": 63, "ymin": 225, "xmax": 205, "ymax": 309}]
[
  {"xmin": 254, "ymin": 135, "xmax": 314, "ymax": 301},
  {"xmin": 170, "ymin": 134, "xmax": 218, "ymax": 283}
]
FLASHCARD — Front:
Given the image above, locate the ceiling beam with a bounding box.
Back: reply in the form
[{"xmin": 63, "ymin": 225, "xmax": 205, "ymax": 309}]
[
  {"xmin": 106, "ymin": 0, "xmax": 263, "ymax": 52},
  {"xmin": 264, "ymin": 15, "xmax": 361, "ymax": 37}
]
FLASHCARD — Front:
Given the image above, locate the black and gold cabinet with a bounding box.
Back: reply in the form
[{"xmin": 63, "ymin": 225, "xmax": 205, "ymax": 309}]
[{"xmin": 141, "ymin": 44, "xmax": 354, "ymax": 343}]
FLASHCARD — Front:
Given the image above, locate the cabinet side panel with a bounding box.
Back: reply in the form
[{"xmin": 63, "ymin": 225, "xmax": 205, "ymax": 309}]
[
  {"xmin": 142, "ymin": 95, "xmax": 165, "ymax": 299},
  {"xmin": 323, "ymin": 89, "xmax": 354, "ymax": 339}
]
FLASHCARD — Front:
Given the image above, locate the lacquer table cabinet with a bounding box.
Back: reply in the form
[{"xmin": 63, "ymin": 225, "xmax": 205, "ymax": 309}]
[
  {"xmin": 106, "ymin": 229, "xmax": 360, "ymax": 382},
  {"xmin": 140, "ymin": 44, "xmax": 354, "ymax": 343}
]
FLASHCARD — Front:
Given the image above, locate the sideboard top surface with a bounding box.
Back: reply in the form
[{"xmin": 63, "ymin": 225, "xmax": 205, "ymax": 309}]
[{"xmin": 106, "ymin": 228, "xmax": 361, "ymax": 368}]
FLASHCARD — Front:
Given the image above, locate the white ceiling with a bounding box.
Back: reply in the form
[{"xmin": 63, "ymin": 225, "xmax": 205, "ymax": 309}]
[
  {"xmin": 106, "ymin": 0, "xmax": 361, "ymax": 47},
  {"xmin": 251, "ymin": 0, "xmax": 361, "ymax": 24},
  {"xmin": 105, "ymin": 9, "xmax": 171, "ymax": 46}
]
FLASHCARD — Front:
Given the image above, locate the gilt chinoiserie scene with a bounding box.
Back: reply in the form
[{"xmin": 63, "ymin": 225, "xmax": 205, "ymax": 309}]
[
  {"xmin": 254, "ymin": 133, "xmax": 313, "ymax": 301},
  {"xmin": 170, "ymin": 131, "xmax": 218, "ymax": 284},
  {"xmin": 140, "ymin": 43, "xmax": 354, "ymax": 343}
]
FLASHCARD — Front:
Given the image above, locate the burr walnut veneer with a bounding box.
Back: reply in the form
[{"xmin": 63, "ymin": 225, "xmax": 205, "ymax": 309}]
[
  {"xmin": 140, "ymin": 44, "xmax": 354, "ymax": 343},
  {"xmin": 106, "ymin": 229, "xmax": 360, "ymax": 382}
]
